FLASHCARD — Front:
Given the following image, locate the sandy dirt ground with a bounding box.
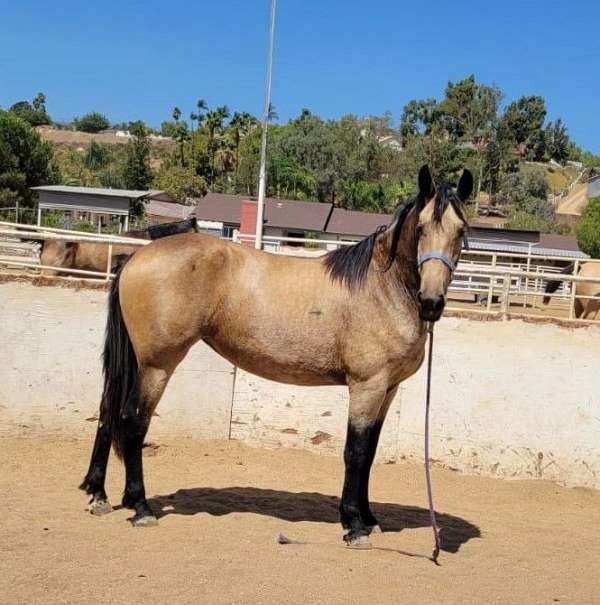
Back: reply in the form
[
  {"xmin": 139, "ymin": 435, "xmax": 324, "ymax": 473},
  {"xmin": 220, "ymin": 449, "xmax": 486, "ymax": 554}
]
[{"xmin": 1, "ymin": 438, "xmax": 599, "ymax": 605}]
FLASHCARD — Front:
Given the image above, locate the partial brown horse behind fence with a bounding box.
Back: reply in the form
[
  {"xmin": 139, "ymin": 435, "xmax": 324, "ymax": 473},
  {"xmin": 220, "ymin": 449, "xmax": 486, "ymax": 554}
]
[
  {"xmin": 543, "ymin": 262, "xmax": 600, "ymax": 319},
  {"xmin": 36, "ymin": 217, "xmax": 198, "ymax": 275},
  {"xmin": 80, "ymin": 166, "xmax": 473, "ymax": 547}
]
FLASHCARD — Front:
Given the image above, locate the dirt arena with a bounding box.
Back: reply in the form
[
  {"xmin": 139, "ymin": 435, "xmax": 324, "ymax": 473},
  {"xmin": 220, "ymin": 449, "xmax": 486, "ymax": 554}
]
[{"xmin": 1, "ymin": 438, "xmax": 599, "ymax": 605}]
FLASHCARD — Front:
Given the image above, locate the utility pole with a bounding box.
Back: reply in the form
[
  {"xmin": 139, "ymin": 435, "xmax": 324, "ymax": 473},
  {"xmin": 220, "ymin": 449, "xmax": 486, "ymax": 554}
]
[{"xmin": 255, "ymin": 0, "xmax": 277, "ymax": 250}]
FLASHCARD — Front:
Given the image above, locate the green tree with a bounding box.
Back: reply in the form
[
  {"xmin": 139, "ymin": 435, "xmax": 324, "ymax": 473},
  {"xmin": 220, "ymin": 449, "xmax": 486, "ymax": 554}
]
[
  {"xmin": 0, "ymin": 110, "xmax": 57, "ymax": 205},
  {"xmin": 400, "ymin": 99, "xmax": 439, "ymax": 140},
  {"xmin": 173, "ymin": 122, "xmax": 190, "ymax": 167},
  {"xmin": 439, "ymin": 75, "xmax": 501, "ymax": 142},
  {"xmin": 204, "ymin": 105, "xmax": 230, "ymax": 188},
  {"xmin": 160, "ymin": 121, "xmax": 178, "ymax": 137},
  {"xmin": 73, "ymin": 112, "xmax": 110, "ymax": 133},
  {"xmin": 122, "ymin": 123, "xmax": 153, "ymax": 214},
  {"xmin": 500, "ymin": 166, "xmax": 566, "ymax": 232},
  {"xmin": 32, "ymin": 92, "xmax": 46, "ymax": 112},
  {"xmin": 576, "ymin": 197, "xmax": 600, "ymax": 258},
  {"xmin": 544, "ymin": 119, "xmax": 570, "ymax": 164},
  {"xmin": 267, "ymin": 102, "xmax": 278, "ymax": 122},
  {"xmin": 153, "ymin": 164, "xmax": 207, "ymax": 203},
  {"xmin": 83, "ymin": 141, "xmax": 112, "ymax": 170},
  {"xmin": 228, "ymin": 111, "xmax": 258, "ymax": 188},
  {"xmin": 501, "ymin": 96, "xmax": 546, "ymax": 157},
  {"xmin": 10, "ymin": 94, "xmax": 52, "ymax": 126}
]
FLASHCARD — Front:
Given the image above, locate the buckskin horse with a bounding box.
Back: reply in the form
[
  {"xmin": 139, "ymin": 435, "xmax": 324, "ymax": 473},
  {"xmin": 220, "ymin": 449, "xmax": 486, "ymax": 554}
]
[{"xmin": 80, "ymin": 166, "xmax": 472, "ymax": 547}]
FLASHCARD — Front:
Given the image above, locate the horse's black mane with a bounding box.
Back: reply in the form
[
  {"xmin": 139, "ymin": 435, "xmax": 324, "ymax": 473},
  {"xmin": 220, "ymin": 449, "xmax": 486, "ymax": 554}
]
[
  {"xmin": 127, "ymin": 217, "xmax": 198, "ymax": 240},
  {"xmin": 323, "ymin": 183, "xmax": 466, "ymax": 289}
]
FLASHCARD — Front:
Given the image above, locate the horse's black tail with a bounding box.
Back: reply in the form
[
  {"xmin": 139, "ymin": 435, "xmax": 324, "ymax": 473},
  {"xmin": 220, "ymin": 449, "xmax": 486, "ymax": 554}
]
[
  {"xmin": 543, "ymin": 263, "xmax": 575, "ymax": 304},
  {"xmin": 101, "ymin": 262, "xmax": 139, "ymax": 458}
]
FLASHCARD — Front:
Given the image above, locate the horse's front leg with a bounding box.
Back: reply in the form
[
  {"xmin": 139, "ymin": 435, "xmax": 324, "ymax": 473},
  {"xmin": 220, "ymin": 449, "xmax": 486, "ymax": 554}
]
[
  {"xmin": 358, "ymin": 384, "xmax": 399, "ymax": 534},
  {"xmin": 340, "ymin": 380, "xmax": 388, "ymax": 548}
]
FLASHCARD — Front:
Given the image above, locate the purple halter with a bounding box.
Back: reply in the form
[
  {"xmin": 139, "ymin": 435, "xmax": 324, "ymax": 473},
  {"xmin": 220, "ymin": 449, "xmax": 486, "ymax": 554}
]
[{"xmin": 417, "ymin": 252, "xmax": 456, "ymax": 272}]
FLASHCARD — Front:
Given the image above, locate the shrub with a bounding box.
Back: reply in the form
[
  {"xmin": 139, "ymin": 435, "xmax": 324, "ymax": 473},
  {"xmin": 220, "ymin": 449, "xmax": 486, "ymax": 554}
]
[
  {"xmin": 73, "ymin": 112, "xmax": 110, "ymax": 133},
  {"xmin": 576, "ymin": 197, "xmax": 600, "ymax": 258}
]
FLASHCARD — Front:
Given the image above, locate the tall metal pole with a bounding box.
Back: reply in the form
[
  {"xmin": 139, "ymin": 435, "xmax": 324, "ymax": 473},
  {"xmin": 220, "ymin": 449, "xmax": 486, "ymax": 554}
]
[{"xmin": 255, "ymin": 0, "xmax": 277, "ymax": 250}]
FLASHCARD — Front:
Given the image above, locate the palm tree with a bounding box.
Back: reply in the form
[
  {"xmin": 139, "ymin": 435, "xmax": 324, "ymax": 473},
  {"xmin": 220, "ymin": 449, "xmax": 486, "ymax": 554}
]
[
  {"xmin": 205, "ymin": 105, "xmax": 231, "ymax": 188},
  {"xmin": 172, "ymin": 107, "xmax": 182, "ymax": 122},
  {"xmin": 268, "ymin": 102, "xmax": 279, "ymax": 122},
  {"xmin": 229, "ymin": 112, "xmax": 259, "ymax": 190},
  {"xmin": 196, "ymin": 99, "xmax": 208, "ymax": 128}
]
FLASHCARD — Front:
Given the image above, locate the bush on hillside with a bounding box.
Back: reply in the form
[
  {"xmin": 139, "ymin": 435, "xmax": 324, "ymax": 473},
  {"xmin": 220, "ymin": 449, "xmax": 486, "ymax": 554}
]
[
  {"xmin": 576, "ymin": 197, "xmax": 600, "ymax": 258},
  {"xmin": 73, "ymin": 112, "xmax": 110, "ymax": 133}
]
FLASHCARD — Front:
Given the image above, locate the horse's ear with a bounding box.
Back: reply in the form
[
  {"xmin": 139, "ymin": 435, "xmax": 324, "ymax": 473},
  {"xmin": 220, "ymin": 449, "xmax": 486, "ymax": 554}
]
[
  {"xmin": 457, "ymin": 169, "xmax": 474, "ymax": 202},
  {"xmin": 417, "ymin": 165, "xmax": 434, "ymax": 207}
]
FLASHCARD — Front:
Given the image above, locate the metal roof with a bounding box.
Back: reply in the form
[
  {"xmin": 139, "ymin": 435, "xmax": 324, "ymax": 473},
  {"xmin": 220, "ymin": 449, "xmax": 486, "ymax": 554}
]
[
  {"xmin": 468, "ymin": 239, "xmax": 589, "ymax": 259},
  {"xmin": 31, "ymin": 185, "xmax": 163, "ymax": 200},
  {"xmin": 145, "ymin": 200, "xmax": 194, "ymax": 220}
]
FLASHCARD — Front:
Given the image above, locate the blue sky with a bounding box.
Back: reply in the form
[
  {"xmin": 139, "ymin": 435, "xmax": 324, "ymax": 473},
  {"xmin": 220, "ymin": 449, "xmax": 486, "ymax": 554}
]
[{"xmin": 1, "ymin": 1, "xmax": 599, "ymax": 152}]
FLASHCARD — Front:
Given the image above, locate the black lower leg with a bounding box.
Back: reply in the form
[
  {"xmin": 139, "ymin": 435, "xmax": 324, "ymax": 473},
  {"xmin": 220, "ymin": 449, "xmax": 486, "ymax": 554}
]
[
  {"xmin": 359, "ymin": 420, "xmax": 383, "ymax": 528},
  {"xmin": 340, "ymin": 420, "xmax": 379, "ymax": 543},
  {"xmin": 121, "ymin": 413, "xmax": 155, "ymax": 524},
  {"xmin": 79, "ymin": 415, "xmax": 111, "ymax": 504}
]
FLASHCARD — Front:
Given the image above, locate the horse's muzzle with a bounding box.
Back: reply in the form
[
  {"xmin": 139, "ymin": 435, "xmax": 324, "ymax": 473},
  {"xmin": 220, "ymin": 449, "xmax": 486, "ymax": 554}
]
[{"xmin": 418, "ymin": 293, "xmax": 445, "ymax": 322}]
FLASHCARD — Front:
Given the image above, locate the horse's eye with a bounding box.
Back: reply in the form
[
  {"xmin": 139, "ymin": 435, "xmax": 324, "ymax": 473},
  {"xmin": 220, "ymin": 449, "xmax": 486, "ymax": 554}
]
[{"xmin": 416, "ymin": 225, "xmax": 424, "ymax": 237}]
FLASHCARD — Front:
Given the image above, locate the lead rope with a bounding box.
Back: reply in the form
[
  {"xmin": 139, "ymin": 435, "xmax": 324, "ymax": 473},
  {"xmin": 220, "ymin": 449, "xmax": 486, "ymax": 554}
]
[{"xmin": 424, "ymin": 322, "xmax": 441, "ymax": 564}]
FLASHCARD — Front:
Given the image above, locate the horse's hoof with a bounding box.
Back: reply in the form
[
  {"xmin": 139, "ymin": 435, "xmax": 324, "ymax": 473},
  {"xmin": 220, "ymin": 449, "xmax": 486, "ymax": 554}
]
[
  {"xmin": 344, "ymin": 533, "xmax": 372, "ymax": 549},
  {"xmin": 368, "ymin": 524, "xmax": 382, "ymax": 534},
  {"xmin": 130, "ymin": 514, "xmax": 158, "ymax": 528},
  {"xmin": 88, "ymin": 499, "xmax": 112, "ymax": 516}
]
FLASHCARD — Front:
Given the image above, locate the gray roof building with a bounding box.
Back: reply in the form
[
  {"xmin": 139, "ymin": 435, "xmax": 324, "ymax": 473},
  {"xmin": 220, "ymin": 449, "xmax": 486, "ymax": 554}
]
[{"xmin": 31, "ymin": 185, "xmax": 168, "ymax": 228}]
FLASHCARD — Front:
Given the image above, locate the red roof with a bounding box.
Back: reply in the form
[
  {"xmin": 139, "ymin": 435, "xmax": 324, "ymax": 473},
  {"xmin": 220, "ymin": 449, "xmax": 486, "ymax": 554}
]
[
  {"xmin": 326, "ymin": 208, "xmax": 391, "ymax": 237},
  {"xmin": 195, "ymin": 193, "xmax": 333, "ymax": 232},
  {"xmin": 538, "ymin": 233, "xmax": 582, "ymax": 252}
]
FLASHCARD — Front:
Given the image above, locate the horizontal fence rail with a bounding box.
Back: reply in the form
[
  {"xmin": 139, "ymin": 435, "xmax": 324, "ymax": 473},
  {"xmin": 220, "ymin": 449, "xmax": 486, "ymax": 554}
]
[{"xmin": 1, "ymin": 222, "xmax": 599, "ymax": 323}]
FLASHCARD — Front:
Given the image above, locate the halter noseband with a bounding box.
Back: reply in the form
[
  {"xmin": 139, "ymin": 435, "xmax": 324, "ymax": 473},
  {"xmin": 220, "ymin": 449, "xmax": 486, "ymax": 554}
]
[{"xmin": 417, "ymin": 252, "xmax": 456, "ymax": 272}]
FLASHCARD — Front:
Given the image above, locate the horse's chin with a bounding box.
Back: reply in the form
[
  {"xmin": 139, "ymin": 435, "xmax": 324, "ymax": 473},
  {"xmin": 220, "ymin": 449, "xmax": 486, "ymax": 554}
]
[{"xmin": 419, "ymin": 309, "xmax": 444, "ymax": 322}]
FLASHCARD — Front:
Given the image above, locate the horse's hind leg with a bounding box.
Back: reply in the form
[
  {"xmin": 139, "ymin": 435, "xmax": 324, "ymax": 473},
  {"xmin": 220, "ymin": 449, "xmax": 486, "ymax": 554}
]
[
  {"xmin": 340, "ymin": 380, "xmax": 388, "ymax": 547},
  {"xmin": 80, "ymin": 411, "xmax": 113, "ymax": 515},
  {"xmin": 358, "ymin": 384, "xmax": 398, "ymax": 534},
  {"xmin": 121, "ymin": 365, "xmax": 173, "ymax": 527}
]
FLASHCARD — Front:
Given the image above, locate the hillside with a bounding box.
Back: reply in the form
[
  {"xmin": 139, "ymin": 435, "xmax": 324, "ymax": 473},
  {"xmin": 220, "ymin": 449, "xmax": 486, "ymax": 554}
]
[{"xmin": 36, "ymin": 126, "xmax": 175, "ymax": 151}]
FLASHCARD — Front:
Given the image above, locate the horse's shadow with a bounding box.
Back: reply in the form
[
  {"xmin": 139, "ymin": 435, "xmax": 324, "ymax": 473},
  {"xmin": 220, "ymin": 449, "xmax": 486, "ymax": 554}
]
[{"xmin": 149, "ymin": 487, "xmax": 480, "ymax": 553}]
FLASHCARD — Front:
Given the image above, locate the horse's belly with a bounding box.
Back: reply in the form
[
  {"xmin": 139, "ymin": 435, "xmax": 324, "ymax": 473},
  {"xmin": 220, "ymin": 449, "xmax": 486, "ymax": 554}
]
[{"xmin": 203, "ymin": 336, "xmax": 344, "ymax": 387}]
